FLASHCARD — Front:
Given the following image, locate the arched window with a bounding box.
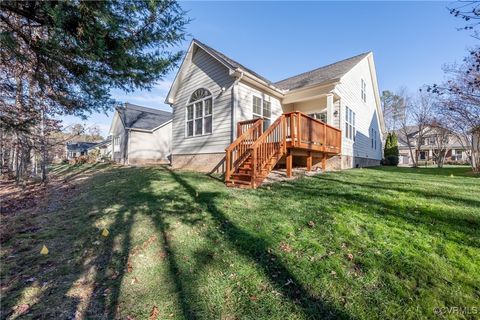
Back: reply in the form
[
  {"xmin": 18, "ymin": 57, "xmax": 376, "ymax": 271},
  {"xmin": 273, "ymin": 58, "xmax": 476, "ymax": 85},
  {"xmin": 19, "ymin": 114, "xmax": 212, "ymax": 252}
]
[{"xmin": 186, "ymin": 88, "xmax": 213, "ymax": 137}]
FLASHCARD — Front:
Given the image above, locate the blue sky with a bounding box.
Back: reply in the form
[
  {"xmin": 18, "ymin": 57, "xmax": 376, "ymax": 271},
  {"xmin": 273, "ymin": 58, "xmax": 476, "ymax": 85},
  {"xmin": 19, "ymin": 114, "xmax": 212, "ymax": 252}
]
[{"xmin": 63, "ymin": 1, "xmax": 478, "ymax": 136}]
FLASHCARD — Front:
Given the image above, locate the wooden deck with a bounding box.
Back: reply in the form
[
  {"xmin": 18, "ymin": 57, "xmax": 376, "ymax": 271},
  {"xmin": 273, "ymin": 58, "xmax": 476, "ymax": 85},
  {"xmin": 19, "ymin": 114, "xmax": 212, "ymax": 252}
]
[{"xmin": 225, "ymin": 112, "xmax": 342, "ymax": 189}]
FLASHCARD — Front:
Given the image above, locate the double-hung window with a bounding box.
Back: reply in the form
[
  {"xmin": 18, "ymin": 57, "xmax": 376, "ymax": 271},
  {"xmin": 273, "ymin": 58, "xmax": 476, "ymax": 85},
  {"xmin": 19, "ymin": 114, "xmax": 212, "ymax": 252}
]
[
  {"xmin": 371, "ymin": 128, "xmax": 377, "ymax": 149},
  {"xmin": 361, "ymin": 79, "xmax": 367, "ymax": 102},
  {"xmin": 186, "ymin": 88, "xmax": 213, "ymax": 137},
  {"xmin": 252, "ymin": 96, "xmax": 272, "ymax": 131},
  {"xmin": 345, "ymin": 106, "xmax": 356, "ymax": 141}
]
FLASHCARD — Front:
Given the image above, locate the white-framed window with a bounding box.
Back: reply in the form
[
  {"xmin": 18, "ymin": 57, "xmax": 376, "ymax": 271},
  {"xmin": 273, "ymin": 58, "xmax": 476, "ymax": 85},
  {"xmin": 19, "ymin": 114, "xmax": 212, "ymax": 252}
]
[
  {"xmin": 361, "ymin": 79, "xmax": 367, "ymax": 102},
  {"xmin": 186, "ymin": 88, "xmax": 213, "ymax": 137},
  {"xmin": 252, "ymin": 95, "xmax": 272, "ymax": 131},
  {"xmin": 114, "ymin": 136, "xmax": 120, "ymax": 146},
  {"xmin": 308, "ymin": 112, "xmax": 327, "ymax": 123},
  {"xmin": 345, "ymin": 106, "xmax": 356, "ymax": 141},
  {"xmin": 371, "ymin": 128, "xmax": 377, "ymax": 149}
]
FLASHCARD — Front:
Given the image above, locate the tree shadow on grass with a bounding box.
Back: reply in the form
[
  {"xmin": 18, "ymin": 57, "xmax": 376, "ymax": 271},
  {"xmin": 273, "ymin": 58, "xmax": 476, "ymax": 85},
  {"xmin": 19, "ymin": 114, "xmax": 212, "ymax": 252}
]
[
  {"xmin": 283, "ymin": 175, "xmax": 480, "ymax": 249},
  {"xmin": 1, "ymin": 166, "xmax": 139, "ymax": 319},
  {"xmin": 165, "ymin": 168, "xmax": 354, "ymax": 320}
]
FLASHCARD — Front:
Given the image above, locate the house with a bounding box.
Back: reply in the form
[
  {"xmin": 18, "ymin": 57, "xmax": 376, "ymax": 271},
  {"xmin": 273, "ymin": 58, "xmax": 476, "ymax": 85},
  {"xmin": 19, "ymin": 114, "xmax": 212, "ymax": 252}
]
[
  {"xmin": 87, "ymin": 136, "xmax": 112, "ymax": 161},
  {"xmin": 66, "ymin": 141, "xmax": 98, "ymax": 160},
  {"xmin": 166, "ymin": 39, "xmax": 385, "ymax": 188},
  {"xmin": 109, "ymin": 103, "xmax": 172, "ymax": 164},
  {"xmin": 396, "ymin": 125, "xmax": 468, "ymax": 165}
]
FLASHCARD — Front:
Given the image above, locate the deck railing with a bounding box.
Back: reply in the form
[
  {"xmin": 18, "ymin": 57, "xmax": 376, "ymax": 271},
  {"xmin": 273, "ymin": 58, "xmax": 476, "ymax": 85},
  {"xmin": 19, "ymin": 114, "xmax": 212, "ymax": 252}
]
[
  {"xmin": 250, "ymin": 115, "xmax": 286, "ymax": 186},
  {"xmin": 225, "ymin": 118, "xmax": 263, "ymax": 182},
  {"xmin": 237, "ymin": 118, "xmax": 263, "ymax": 138},
  {"xmin": 284, "ymin": 112, "xmax": 341, "ymax": 153}
]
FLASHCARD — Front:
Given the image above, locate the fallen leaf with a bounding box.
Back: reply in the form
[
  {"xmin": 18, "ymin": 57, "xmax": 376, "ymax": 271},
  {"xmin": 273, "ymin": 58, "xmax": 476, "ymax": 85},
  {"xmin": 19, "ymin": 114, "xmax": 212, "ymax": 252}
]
[
  {"xmin": 307, "ymin": 221, "xmax": 315, "ymax": 228},
  {"xmin": 131, "ymin": 277, "xmax": 139, "ymax": 284},
  {"xmin": 347, "ymin": 253, "xmax": 354, "ymax": 261},
  {"xmin": 279, "ymin": 242, "xmax": 292, "ymax": 253},
  {"xmin": 40, "ymin": 245, "xmax": 49, "ymax": 255},
  {"xmin": 249, "ymin": 295, "xmax": 258, "ymax": 301},
  {"xmin": 149, "ymin": 305, "xmax": 159, "ymax": 320},
  {"xmin": 330, "ymin": 270, "xmax": 337, "ymax": 277},
  {"xmin": 101, "ymin": 228, "xmax": 109, "ymax": 237},
  {"xmin": 16, "ymin": 304, "xmax": 30, "ymax": 315}
]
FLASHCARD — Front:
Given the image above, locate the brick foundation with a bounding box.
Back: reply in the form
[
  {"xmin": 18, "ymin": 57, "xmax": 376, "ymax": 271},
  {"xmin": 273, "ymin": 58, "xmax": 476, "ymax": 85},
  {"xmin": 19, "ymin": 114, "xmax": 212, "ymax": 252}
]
[
  {"xmin": 171, "ymin": 153, "xmax": 226, "ymax": 173},
  {"xmin": 128, "ymin": 158, "xmax": 170, "ymax": 165}
]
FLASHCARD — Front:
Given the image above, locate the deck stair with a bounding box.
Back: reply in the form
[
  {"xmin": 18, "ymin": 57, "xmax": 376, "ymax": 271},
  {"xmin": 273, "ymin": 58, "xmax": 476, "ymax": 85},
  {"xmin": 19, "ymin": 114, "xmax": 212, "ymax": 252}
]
[{"xmin": 225, "ymin": 112, "xmax": 342, "ymax": 189}]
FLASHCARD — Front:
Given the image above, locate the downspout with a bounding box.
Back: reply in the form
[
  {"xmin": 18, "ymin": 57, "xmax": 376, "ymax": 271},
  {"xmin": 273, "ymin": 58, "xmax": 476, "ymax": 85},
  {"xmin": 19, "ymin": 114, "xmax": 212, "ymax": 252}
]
[
  {"xmin": 231, "ymin": 70, "xmax": 244, "ymax": 142},
  {"xmin": 126, "ymin": 129, "xmax": 131, "ymax": 165}
]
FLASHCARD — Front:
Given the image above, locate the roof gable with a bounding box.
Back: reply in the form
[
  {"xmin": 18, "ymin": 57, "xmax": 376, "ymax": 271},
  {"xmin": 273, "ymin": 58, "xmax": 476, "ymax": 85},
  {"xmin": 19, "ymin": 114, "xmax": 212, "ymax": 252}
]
[{"xmin": 116, "ymin": 103, "xmax": 172, "ymax": 131}]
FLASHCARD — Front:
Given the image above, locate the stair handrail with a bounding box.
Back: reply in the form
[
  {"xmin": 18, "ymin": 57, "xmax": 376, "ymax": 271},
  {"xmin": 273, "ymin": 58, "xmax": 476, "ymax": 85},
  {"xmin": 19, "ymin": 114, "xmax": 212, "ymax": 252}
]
[
  {"xmin": 249, "ymin": 115, "xmax": 286, "ymax": 184},
  {"xmin": 225, "ymin": 118, "xmax": 263, "ymax": 182}
]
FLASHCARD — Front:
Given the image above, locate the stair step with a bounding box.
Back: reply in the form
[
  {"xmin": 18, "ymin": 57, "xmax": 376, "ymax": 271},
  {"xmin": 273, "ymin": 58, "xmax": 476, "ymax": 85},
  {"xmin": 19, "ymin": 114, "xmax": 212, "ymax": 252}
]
[{"xmin": 226, "ymin": 179, "xmax": 252, "ymax": 188}]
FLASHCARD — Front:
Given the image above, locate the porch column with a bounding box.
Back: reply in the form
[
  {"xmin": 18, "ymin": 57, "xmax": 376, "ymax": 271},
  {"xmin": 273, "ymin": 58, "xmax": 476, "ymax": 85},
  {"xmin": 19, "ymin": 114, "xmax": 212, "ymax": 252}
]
[{"xmin": 326, "ymin": 93, "xmax": 334, "ymax": 126}]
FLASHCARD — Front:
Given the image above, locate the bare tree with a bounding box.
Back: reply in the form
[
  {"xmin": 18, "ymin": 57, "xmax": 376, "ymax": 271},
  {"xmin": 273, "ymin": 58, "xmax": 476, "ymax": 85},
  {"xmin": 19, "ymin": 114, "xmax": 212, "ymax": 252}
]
[
  {"xmin": 381, "ymin": 90, "xmax": 405, "ymax": 133},
  {"xmin": 429, "ymin": 124, "xmax": 452, "ymax": 168},
  {"xmin": 398, "ymin": 89, "xmax": 435, "ymax": 167},
  {"xmin": 428, "ymin": 54, "xmax": 480, "ymax": 172}
]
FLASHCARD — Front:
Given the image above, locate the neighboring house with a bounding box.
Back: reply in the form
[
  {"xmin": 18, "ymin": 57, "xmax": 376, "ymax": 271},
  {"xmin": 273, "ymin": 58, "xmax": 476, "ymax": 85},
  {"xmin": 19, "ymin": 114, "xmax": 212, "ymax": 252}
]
[
  {"xmin": 66, "ymin": 142, "xmax": 98, "ymax": 160},
  {"xmin": 166, "ymin": 39, "xmax": 385, "ymax": 188},
  {"xmin": 396, "ymin": 125, "xmax": 468, "ymax": 165},
  {"xmin": 87, "ymin": 136, "xmax": 112, "ymax": 161},
  {"xmin": 109, "ymin": 103, "xmax": 172, "ymax": 164}
]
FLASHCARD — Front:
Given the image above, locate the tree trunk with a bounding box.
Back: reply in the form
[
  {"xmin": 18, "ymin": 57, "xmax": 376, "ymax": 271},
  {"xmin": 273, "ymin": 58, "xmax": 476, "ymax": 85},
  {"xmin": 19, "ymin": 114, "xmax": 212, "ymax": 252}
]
[{"xmin": 40, "ymin": 108, "xmax": 47, "ymax": 183}]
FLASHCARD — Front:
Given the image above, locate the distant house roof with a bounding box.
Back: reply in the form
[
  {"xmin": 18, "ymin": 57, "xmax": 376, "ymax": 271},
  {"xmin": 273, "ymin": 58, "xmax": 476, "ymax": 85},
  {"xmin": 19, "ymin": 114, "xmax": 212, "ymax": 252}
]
[
  {"xmin": 87, "ymin": 136, "xmax": 111, "ymax": 150},
  {"xmin": 274, "ymin": 52, "xmax": 371, "ymax": 91},
  {"xmin": 67, "ymin": 142, "xmax": 98, "ymax": 151},
  {"xmin": 117, "ymin": 103, "xmax": 172, "ymax": 131},
  {"xmin": 395, "ymin": 126, "xmax": 420, "ymax": 146}
]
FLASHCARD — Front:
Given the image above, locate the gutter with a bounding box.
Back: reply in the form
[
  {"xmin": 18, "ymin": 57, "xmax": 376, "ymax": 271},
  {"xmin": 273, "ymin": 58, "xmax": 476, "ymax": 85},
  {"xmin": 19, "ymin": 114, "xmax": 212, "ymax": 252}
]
[{"xmin": 231, "ymin": 70, "xmax": 244, "ymax": 142}]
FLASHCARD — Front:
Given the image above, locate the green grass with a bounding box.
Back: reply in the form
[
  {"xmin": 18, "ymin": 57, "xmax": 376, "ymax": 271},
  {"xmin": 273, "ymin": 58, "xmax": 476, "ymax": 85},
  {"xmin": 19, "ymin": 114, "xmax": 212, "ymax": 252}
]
[{"xmin": 1, "ymin": 165, "xmax": 479, "ymax": 319}]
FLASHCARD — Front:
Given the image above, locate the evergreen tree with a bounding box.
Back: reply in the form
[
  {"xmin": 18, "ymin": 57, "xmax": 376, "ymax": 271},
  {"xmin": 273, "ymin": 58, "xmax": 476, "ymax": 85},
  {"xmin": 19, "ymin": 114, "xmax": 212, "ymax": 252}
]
[
  {"xmin": 0, "ymin": 1, "xmax": 189, "ymax": 130},
  {"xmin": 384, "ymin": 132, "xmax": 399, "ymax": 165}
]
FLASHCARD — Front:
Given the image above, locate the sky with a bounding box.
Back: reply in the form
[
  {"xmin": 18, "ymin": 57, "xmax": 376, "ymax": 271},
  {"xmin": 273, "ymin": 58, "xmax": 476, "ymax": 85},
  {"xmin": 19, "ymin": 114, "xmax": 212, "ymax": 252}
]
[{"xmin": 61, "ymin": 1, "xmax": 478, "ymax": 137}]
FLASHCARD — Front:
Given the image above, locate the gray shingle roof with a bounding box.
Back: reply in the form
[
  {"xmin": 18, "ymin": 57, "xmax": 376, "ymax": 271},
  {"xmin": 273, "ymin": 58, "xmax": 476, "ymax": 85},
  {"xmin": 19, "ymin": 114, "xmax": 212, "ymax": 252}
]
[
  {"xmin": 117, "ymin": 103, "xmax": 172, "ymax": 131},
  {"xmin": 274, "ymin": 52, "xmax": 371, "ymax": 91},
  {"xmin": 193, "ymin": 39, "xmax": 273, "ymax": 85},
  {"xmin": 67, "ymin": 142, "xmax": 98, "ymax": 152}
]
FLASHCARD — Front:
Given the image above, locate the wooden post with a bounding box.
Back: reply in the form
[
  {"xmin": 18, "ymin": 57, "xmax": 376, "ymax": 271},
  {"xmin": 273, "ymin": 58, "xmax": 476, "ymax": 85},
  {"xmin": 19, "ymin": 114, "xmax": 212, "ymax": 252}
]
[
  {"xmin": 237, "ymin": 122, "xmax": 241, "ymax": 138},
  {"xmin": 286, "ymin": 150, "xmax": 293, "ymax": 177},
  {"xmin": 225, "ymin": 149, "xmax": 231, "ymax": 182},
  {"xmin": 282, "ymin": 115, "xmax": 287, "ymax": 153},
  {"xmin": 297, "ymin": 112, "xmax": 301, "ymax": 148},
  {"xmin": 290, "ymin": 114, "xmax": 295, "ymax": 147},
  {"xmin": 306, "ymin": 151, "xmax": 312, "ymax": 171},
  {"xmin": 252, "ymin": 147, "xmax": 257, "ymax": 187},
  {"xmin": 322, "ymin": 153, "xmax": 327, "ymax": 172}
]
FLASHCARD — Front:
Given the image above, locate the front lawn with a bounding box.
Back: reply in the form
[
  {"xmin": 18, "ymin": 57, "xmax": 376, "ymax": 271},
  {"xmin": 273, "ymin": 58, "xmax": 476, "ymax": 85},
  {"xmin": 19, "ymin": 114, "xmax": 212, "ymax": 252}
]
[{"xmin": 1, "ymin": 165, "xmax": 479, "ymax": 319}]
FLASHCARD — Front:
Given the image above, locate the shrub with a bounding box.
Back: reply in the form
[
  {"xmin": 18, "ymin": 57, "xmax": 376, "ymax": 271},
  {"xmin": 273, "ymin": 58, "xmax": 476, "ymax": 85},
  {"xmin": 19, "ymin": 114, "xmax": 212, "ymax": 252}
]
[
  {"xmin": 385, "ymin": 155, "xmax": 399, "ymax": 166},
  {"xmin": 384, "ymin": 132, "xmax": 399, "ymax": 166}
]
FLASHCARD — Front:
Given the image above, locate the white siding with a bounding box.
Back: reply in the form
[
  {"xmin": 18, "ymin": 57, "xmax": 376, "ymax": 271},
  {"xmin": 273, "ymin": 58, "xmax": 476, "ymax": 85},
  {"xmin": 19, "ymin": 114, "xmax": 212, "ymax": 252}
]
[
  {"xmin": 335, "ymin": 57, "xmax": 383, "ymax": 162},
  {"xmin": 235, "ymin": 81, "xmax": 283, "ymax": 129},
  {"xmin": 128, "ymin": 122, "xmax": 172, "ymax": 163},
  {"xmin": 171, "ymin": 48, "xmax": 235, "ymax": 154},
  {"xmin": 110, "ymin": 113, "xmax": 127, "ymax": 163}
]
